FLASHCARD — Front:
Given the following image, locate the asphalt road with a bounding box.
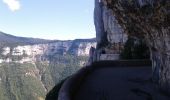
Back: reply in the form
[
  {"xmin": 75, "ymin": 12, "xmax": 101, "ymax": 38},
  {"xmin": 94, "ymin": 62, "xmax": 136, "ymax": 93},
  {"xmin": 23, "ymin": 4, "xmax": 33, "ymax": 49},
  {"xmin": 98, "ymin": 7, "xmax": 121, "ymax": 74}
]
[{"xmin": 74, "ymin": 67, "xmax": 170, "ymax": 100}]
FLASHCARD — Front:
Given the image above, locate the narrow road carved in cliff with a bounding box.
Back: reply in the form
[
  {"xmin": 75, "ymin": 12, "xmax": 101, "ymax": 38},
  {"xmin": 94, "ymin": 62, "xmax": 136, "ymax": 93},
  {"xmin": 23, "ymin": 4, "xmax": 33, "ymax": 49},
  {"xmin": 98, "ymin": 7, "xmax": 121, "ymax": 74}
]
[{"xmin": 74, "ymin": 66, "xmax": 170, "ymax": 100}]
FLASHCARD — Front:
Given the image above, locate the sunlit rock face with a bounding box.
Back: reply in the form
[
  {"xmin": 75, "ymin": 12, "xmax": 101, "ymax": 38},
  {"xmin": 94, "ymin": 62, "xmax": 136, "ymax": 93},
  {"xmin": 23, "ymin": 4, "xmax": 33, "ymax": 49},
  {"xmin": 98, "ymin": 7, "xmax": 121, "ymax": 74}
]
[
  {"xmin": 94, "ymin": 0, "xmax": 106, "ymax": 47},
  {"xmin": 94, "ymin": 0, "xmax": 127, "ymax": 61},
  {"xmin": 102, "ymin": 6, "xmax": 127, "ymax": 44},
  {"xmin": 98, "ymin": 0, "xmax": 170, "ymax": 93},
  {"xmin": 68, "ymin": 40, "xmax": 96, "ymax": 56},
  {"xmin": 0, "ymin": 40, "xmax": 96, "ymax": 63}
]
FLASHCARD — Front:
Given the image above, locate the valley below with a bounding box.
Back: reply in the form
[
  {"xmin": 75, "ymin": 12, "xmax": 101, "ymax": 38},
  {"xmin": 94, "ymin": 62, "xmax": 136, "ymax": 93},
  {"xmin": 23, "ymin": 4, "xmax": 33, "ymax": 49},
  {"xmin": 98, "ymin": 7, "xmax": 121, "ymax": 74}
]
[{"xmin": 0, "ymin": 32, "xmax": 96, "ymax": 100}]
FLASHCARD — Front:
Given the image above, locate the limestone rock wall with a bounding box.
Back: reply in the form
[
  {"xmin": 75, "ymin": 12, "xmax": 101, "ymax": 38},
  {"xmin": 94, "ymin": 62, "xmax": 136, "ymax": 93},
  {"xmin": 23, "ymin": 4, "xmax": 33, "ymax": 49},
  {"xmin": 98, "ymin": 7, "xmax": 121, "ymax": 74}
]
[
  {"xmin": 94, "ymin": 0, "xmax": 127, "ymax": 61},
  {"xmin": 0, "ymin": 40, "xmax": 96, "ymax": 63},
  {"xmin": 102, "ymin": 5, "xmax": 127, "ymax": 44},
  {"xmin": 96, "ymin": 0, "xmax": 170, "ymax": 93},
  {"xmin": 68, "ymin": 41, "xmax": 96, "ymax": 56},
  {"xmin": 148, "ymin": 29, "xmax": 170, "ymax": 92},
  {"xmin": 94, "ymin": 0, "xmax": 106, "ymax": 47},
  {"xmin": 95, "ymin": 0, "xmax": 128, "ymax": 47}
]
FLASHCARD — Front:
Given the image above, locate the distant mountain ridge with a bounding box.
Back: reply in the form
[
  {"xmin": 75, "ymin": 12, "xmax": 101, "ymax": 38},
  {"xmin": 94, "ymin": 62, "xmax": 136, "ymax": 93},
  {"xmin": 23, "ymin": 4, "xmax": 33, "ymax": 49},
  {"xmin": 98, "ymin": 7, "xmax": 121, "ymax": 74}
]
[
  {"xmin": 0, "ymin": 31, "xmax": 54, "ymax": 46},
  {"xmin": 0, "ymin": 31, "xmax": 96, "ymax": 46}
]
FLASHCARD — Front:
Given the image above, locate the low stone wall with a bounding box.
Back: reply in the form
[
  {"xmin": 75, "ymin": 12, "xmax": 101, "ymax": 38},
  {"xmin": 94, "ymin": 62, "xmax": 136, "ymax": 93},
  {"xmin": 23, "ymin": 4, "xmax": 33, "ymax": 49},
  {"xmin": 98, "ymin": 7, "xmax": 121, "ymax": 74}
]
[
  {"xmin": 100, "ymin": 54, "xmax": 120, "ymax": 60},
  {"xmin": 58, "ymin": 66, "xmax": 94, "ymax": 100},
  {"xmin": 58, "ymin": 60, "xmax": 151, "ymax": 100}
]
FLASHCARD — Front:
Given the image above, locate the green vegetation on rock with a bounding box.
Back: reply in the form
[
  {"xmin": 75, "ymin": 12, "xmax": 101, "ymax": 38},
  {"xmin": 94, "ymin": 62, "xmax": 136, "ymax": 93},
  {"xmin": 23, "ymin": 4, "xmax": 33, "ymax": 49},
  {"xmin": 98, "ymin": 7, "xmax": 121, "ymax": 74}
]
[{"xmin": 0, "ymin": 54, "xmax": 88, "ymax": 100}]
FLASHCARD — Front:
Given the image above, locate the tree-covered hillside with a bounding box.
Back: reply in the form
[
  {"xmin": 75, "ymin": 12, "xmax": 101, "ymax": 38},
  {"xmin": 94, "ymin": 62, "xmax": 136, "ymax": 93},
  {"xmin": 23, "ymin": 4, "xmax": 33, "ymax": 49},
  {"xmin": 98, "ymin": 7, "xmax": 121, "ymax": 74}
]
[{"xmin": 0, "ymin": 54, "xmax": 88, "ymax": 100}]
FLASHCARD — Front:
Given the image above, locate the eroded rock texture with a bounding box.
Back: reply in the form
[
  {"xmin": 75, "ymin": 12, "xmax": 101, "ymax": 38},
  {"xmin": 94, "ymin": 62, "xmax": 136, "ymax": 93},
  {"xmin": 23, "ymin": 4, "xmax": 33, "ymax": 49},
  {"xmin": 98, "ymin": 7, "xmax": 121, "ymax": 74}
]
[
  {"xmin": 102, "ymin": 5, "xmax": 127, "ymax": 44},
  {"xmin": 94, "ymin": 0, "xmax": 106, "ymax": 47},
  {"xmin": 97, "ymin": 0, "xmax": 170, "ymax": 93},
  {"xmin": 94, "ymin": 0, "xmax": 127, "ymax": 61}
]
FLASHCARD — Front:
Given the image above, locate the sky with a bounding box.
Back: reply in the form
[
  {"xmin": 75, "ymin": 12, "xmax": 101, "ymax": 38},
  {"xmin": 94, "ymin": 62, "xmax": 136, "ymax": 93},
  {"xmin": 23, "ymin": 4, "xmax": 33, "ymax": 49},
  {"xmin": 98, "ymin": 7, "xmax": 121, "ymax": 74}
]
[{"xmin": 0, "ymin": 0, "xmax": 95, "ymax": 40}]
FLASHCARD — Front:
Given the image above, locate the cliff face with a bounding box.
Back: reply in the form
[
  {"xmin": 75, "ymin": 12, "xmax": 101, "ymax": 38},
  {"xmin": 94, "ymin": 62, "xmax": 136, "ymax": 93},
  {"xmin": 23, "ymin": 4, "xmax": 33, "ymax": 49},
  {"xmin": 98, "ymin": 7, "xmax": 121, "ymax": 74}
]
[
  {"xmin": 0, "ymin": 40, "xmax": 96, "ymax": 63},
  {"xmin": 95, "ymin": 0, "xmax": 170, "ymax": 93},
  {"xmin": 94, "ymin": 0, "xmax": 128, "ymax": 61}
]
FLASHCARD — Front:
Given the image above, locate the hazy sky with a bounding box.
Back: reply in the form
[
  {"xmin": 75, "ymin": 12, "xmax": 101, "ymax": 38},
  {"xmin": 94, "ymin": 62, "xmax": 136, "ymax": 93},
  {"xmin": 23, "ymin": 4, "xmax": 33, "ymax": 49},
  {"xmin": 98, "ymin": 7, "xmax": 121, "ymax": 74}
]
[{"xmin": 0, "ymin": 0, "xmax": 95, "ymax": 40}]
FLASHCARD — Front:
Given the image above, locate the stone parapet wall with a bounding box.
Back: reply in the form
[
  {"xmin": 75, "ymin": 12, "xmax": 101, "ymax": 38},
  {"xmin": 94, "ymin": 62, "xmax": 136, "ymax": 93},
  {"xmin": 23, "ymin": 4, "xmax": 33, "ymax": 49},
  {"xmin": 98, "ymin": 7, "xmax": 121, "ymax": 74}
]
[
  {"xmin": 58, "ymin": 66, "xmax": 93, "ymax": 100},
  {"xmin": 100, "ymin": 54, "xmax": 120, "ymax": 60}
]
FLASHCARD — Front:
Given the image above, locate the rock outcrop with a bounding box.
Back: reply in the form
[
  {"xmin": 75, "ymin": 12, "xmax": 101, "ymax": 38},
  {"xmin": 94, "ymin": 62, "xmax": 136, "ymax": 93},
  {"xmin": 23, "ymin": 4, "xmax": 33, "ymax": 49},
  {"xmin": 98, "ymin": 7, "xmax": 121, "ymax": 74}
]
[
  {"xmin": 95, "ymin": 0, "xmax": 170, "ymax": 93},
  {"xmin": 94, "ymin": 0, "xmax": 105, "ymax": 47},
  {"xmin": 94, "ymin": 0, "xmax": 128, "ymax": 61}
]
